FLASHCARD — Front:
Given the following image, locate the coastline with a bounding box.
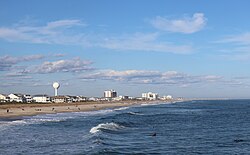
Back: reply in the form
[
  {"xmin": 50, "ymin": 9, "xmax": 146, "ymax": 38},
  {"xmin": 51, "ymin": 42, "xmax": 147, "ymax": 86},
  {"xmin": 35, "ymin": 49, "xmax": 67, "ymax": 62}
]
[{"xmin": 0, "ymin": 100, "xmax": 161, "ymax": 119}]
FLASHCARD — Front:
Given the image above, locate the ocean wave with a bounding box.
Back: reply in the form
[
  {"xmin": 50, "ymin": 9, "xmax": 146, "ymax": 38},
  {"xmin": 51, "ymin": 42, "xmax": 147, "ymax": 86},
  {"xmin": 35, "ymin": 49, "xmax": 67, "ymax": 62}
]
[
  {"xmin": 114, "ymin": 107, "xmax": 129, "ymax": 111},
  {"xmin": 127, "ymin": 112, "xmax": 144, "ymax": 115},
  {"xmin": 0, "ymin": 120, "xmax": 27, "ymax": 131},
  {"xmin": 0, "ymin": 120, "xmax": 27, "ymax": 126},
  {"xmin": 140, "ymin": 103, "xmax": 158, "ymax": 106},
  {"xmin": 0, "ymin": 114, "xmax": 70, "ymax": 130},
  {"xmin": 90, "ymin": 122, "xmax": 124, "ymax": 134}
]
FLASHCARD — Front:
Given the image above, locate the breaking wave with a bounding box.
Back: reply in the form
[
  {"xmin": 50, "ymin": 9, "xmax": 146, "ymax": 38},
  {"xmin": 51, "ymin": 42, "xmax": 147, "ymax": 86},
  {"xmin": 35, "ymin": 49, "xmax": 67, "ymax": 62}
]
[
  {"xmin": 114, "ymin": 107, "xmax": 129, "ymax": 111},
  {"xmin": 90, "ymin": 122, "xmax": 124, "ymax": 134},
  {"xmin": 127, "ymin": 112, "xmax": 144, "ymax": 115}
]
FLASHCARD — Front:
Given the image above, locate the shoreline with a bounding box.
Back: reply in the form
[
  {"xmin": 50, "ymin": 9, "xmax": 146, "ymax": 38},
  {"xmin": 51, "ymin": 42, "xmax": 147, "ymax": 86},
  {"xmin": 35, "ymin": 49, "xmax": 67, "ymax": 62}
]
[{"xmin": 0, "ymin": 100, "xmax": 162, "ymax": 119}]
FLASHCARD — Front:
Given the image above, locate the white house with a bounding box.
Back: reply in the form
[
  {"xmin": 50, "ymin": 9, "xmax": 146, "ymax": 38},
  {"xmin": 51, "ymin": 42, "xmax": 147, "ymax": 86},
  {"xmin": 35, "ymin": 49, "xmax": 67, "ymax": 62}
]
[
  {"xmin": 23, "ymin": 94, "xmax": 33, "ymax": 103},
  {"xmin": 33, "ymin": 95, "xmax": 51, "ymax": 103},
  {"xmin": 0, "ymin": 94, "xmax": 10, "ymax": 102},
  {"xmin": 76, "ymin": 96, "xmax": 87, "ymax": 102},
  {"xmin": 104, "ymin": 90, "xmax": 117, "ymax": 98},
  {"xmin": 142, "ymin": 92, "xmax": 158, "ymax": 100},
  {"xmin": 8, "ymin": 94, "xmax": 24, "ymax": 102},
  {"xmin": 65, "ymin": 95, "xmax": 86, "ymax": 103},
  {"xmin": 161, "ymin": 95, "xmax": 173, "ymax": 100}
]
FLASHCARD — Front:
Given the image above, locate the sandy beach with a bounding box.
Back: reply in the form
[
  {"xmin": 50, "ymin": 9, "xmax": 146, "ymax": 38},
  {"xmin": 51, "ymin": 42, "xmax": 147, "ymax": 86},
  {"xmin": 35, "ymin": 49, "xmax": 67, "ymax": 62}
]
[{"xmin": 0, "ymin": 101, "xmax": 157, "ymax": 118}]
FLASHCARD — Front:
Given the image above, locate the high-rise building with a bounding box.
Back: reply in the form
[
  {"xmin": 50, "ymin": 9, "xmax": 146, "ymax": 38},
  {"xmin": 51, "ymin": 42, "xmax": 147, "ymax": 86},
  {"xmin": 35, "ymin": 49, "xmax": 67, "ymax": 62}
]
[{"xmin": 104, "ymin": 90, "xmax": 117, "ymax": 98}]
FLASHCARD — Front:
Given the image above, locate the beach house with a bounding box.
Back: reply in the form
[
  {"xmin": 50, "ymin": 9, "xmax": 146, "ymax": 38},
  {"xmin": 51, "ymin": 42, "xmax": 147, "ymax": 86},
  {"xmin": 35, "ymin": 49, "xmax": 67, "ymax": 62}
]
[
  {"xmin": 161, "ymin": 95, "xmax": 173, "ymax": 100},
  {"xmin": 0, "ymin": 94, "xmax": 10, "ymax": 102},
  {"xmin": 23, "ymin": 94, "xmax": 33, "ymax": 103},
  {"xmin": 142, "ymin": 92, "xmax": 158, "ymax": 100},
  {"xmin": 8, "ymin": 93, "xmax": 25, "ymax": 102},
  {"xmin": 33, "ymin": 95, "xmax": 51, "ymax": 103},
  {"xmin": 51, "ymin": 96, "xmax": 70, "ymax": 103}
]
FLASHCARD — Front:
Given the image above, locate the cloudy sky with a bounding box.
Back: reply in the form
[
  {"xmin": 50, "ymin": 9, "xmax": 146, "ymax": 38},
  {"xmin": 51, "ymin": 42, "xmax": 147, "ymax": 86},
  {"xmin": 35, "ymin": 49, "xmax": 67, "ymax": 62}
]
[{"xmin": 1, "ymin": 0, "xmax": 250, "ymax": 98}]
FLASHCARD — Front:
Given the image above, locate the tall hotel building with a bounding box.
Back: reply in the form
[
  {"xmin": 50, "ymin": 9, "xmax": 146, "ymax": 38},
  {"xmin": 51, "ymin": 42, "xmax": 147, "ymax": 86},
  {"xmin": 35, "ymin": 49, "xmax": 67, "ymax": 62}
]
[{"xmin": 104, "ymin": 90, "xmax": 117, "ymax": 98}]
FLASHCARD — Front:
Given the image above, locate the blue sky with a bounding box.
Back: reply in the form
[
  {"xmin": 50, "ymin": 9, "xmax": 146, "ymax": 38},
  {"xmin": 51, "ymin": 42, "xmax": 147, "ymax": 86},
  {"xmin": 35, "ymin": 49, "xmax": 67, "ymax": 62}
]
[{"xmin": 1, "ymin": 0, "xmax": 250, "ymax": 98}]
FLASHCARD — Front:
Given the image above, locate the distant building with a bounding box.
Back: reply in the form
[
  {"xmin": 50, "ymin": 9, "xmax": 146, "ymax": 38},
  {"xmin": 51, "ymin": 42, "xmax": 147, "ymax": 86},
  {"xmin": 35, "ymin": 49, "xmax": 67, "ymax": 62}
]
[
  {"xmin": 87, "ymin": 97, "xmax": 99, "ymax": 102},
  {"xmin": 23, "ymin": 94, "xmax": 33, "ymax": 103},
  {"xmin": 121, "ymin": 95, "xmax": 129, "ymax": 100},
  {"xmin": 33, "ymin": 95, "xmax": 51, "ymax": 103},
  {"xmin": 104, "ymin": 90, "xmax": 117, "ymax": 98},
  {"xmin": 51, "ymin": 96, "xmax": 69, "ymax": 103},
  {"xmin": 62, "ymin": 95, "xmax": 87, "ymax": 102},
  {"xmin": 161, "ymin": 95, "xmax": 173, "ymax": 100},
  {"xmin": 142, "ymin": 92, "xmax": 158, "ymax": 100},
  {"xmin": 76, "ymin": 96, "xmax": 87, "ymax": 102},
  {"xmin": 0, "ymin": 94, "xmax": 10, "ymax": 102},
  {"xmin": 8, "ymin": 93, "xmax": 24, "ymax": 102},
  {"xmin": 112, "ymin": 96, "xmax": 122, "ymax": 101}
]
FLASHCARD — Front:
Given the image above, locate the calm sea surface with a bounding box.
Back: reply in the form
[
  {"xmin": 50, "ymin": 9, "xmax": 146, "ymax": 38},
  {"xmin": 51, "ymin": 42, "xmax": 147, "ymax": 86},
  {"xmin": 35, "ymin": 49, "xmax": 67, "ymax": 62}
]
[{"xmin": 1, "ymin": 100, "xmax": 250, "ymax": 154}]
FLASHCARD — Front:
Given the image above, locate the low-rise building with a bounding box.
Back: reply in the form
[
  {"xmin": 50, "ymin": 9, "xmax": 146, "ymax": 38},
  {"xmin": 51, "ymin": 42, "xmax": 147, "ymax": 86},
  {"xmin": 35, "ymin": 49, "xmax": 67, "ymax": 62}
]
[
  {"xmin": 161, "ymin": 95, "xmax": 173, "ymax": 100},
  {"xmin": 112, "ymin": 96, "xmax": 122, "ymax": 101},
  {"xmin": 0, "ymin": 94, "xmax": 10, "ymax": 102},
  {"xmin": 142, "ymin": 92, "xmax": 158, "ymax": 100},
  {"xmin": 23, "ymin": 94, "xmax": 33, "ymax": 103},
  {"xmin": 87, "ymin": 97, "xmax": 100, "ymax": 102},
  {"xmin": 52, "ymin": 96, "xmax": 70, "ymax": 103},
  {"xmin": 8, "ymin": 93, "xmax": 24, "ymax": 102},
  {"xmin": 33, "ymin": 95, "xmax": 51, "ymax": 103},
  {"xmin": 76, "ymin": 96, "xmax": 87, "ymax": 102}
]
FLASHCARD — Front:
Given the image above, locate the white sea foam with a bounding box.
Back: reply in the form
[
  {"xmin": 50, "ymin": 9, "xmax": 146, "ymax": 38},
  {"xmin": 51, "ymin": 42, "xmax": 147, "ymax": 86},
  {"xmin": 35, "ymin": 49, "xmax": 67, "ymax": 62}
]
[
  {"xmin": 114, "ymin": 107, "xmax": 129, "ymax": 111},
  {"xmin": 0, "ymin": 120, "xmax": 27, "ymax": 126},
  {"xmin": 140, "ymin": 103, "xmax": 158, "ymax": 106},
  {"xmin": 27, "ymin": 113, "xmax": 72, "ymax": 124},
  {"xmin": 90, "ymin": 122, "xmax": 124, "ymax": 134},
  {"xmin": 0, "ymin": 114, "xmax": 71, "ymax": 129},
  {"xmin": 0, "ymin": 108, "xmax": 117, "ymax": 131},
  {"xmin": 0, "ymin": 120, "xmax": 28, "ymax": 131},
  {"xmin": 127, "ymin": 112, "xmax": 144, "ymax": 115}
]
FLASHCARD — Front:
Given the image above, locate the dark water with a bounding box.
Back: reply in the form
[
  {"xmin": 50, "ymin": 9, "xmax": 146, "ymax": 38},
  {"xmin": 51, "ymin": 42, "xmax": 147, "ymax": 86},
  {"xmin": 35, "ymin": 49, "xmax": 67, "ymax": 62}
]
[{"xmin": 1, "ymin": 100, "xmax": 250, "ymax": 154}]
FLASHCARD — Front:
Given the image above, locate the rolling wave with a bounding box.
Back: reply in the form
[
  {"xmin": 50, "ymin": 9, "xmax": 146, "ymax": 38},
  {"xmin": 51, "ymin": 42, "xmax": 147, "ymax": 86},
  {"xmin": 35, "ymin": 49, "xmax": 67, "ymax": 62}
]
[
  {"xmin": 127, "ymin": 112, "xmax": 144, "ymax": 115},
  {"xmin": 90, "ymin": 122, "xmax": 124, "ymax": 134},
  {"xmin": 114, "ymin": 107, "xmax": 129, "ymax": 111}
]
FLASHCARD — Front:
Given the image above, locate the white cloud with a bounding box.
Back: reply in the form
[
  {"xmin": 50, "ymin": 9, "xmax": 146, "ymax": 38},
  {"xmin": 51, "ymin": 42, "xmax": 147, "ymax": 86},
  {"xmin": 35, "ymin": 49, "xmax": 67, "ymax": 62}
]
[
  {"xmin": 216, "ymin": 32, "xmax": 250, "ymax": 60},
  {"xmin": 80, "ymin": 69, "xmax": 222, "ymax": 86},
  {"xmin": 81, "ymin": 70, "xmax": 161, "ymax": 81},
  {"xmin": 0, "ymin": 19, "xmax": 194, "ymax": 54},
  {"xmin": 151, "ymin": 13, "xmax": 207, "ymax": 34},
  {"xmin": 46, "ymin": 19, "xmax": 85, "ymax": 29},
  {"xmin": 99, "ymin": 33, "xmax": 193, "ymax": 54},
  {"xmin": 0, "ymin": 55, "xmax": 44, "ymax": 71},
  {"xmin": 0, "ymin": 19, "xmax": 87, "ymax": 44},
  {"xmin": 35, "ymin": 58, "xmax": 93, "ymax": 73},
  {"xmin": 219, "ymin": 32, "xmax": 250, "ymax": 45}
]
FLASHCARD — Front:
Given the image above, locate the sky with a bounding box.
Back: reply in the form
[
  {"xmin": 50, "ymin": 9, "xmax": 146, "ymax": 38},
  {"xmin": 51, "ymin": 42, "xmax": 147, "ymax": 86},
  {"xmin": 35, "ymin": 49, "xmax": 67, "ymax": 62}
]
[{"xmin": 1, "ymin": 0, "xmax": 250, "ymax": 98}]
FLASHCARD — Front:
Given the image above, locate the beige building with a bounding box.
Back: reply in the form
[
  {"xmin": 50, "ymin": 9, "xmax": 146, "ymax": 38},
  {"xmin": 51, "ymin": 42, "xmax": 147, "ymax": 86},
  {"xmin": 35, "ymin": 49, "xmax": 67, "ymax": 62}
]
[
  {"xmin": 0, "ymin": 94, "xmax": 10, "ymax": 102},
  {"xmin": 52, "ymin": 96, "xmax": 69, "ymax": 103}
]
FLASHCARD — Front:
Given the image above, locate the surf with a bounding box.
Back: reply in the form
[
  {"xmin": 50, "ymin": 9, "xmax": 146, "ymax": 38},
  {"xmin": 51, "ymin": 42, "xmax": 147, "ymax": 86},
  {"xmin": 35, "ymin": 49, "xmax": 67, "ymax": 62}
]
[{"xmin": 90, "ymin": 122, "xmax": 124, "ymax": 134}]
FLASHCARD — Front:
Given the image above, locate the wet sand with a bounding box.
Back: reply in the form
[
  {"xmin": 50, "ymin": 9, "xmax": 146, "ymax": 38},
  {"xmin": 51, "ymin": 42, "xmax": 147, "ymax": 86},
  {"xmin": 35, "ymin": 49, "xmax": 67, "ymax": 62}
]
[{"xmin": 0, "ymin": 101, "xmax": 158, "ymax": 118}]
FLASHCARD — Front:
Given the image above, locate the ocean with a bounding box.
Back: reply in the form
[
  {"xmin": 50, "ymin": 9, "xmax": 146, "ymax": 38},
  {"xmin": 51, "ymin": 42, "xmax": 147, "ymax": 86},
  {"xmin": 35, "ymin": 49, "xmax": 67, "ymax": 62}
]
[{"xmin": 0, "ymin": 100, "xmax": 250, "ymax": 154}]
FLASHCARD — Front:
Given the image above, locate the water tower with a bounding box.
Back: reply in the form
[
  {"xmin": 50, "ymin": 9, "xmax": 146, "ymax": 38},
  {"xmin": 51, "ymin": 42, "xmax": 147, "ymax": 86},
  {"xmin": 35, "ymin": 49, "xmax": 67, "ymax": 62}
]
[{"xmin": 53, "ymin": 82, "xmax": 60, "ymax": 96}]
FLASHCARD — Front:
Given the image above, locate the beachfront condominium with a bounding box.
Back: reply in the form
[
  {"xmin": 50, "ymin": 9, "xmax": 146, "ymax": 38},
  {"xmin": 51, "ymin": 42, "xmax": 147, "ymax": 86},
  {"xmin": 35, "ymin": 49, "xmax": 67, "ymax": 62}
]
[
  {"xmin": 33, "ymin": 95, "xmax": 51, "ymax": 103},
  {"xmin": 104, "ymin": 90, "xmax": 117, "ymax": 98},
  {"xmin": 142, "ymin": 92, "xmax": 158, "ymax": 100}
]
